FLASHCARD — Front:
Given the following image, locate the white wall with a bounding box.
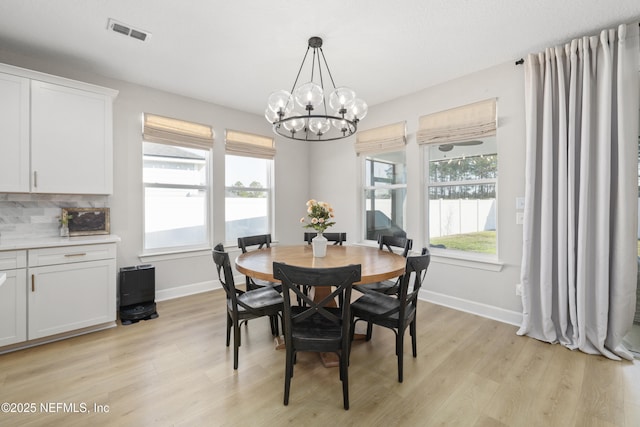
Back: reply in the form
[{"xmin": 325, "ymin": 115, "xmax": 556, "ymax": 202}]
[
  {"xmin": 310, "ymin": 60, "xmax": 526, "ymax": 323},
  {"xmin": 0, "ymin": 48, "xmax": 309, "ymax": 296},
  {"xmin": 0, "ymin": 46, "xmax": 526, "ymax": 323}
]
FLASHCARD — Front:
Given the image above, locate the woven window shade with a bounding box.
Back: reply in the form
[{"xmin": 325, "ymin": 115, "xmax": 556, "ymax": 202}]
[
  {"xmin": 417, "ymin": 98, "xmax": 496, "ymax": 145},
  {"xmin": 355, "ymin": 121, "xmax": 406, "ymax": 155},
  {"xmin": 143, "ymin": 113, "xmax": 214, "ymax": 149},
  {"xmin": 225, "ymin": 129, "xmax": 276, "ymax": 159}
]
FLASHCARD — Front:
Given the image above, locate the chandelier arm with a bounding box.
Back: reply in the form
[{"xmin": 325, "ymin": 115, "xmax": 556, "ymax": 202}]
[
  {"xmin": 289, "ymin": 46, "xmax": 312, "ymax": 96},
  {"xmin": 316, "ymin": 48, "xmax": 328, "ymax": 115},
  {"xmin": 318, "ymin": 47, "xmax": 338, "ymax": 90}
]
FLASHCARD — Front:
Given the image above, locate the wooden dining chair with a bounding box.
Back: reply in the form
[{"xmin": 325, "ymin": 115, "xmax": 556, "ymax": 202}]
[
  {"xmin": 356, "ymin": 235, "xmax": 413, "ymax": 295},
  {"xmin": 237, "ymin": 234, "xmax": 282, "ymax": 293},
  {"xmin": 303, "ymin": 232, "xmax": 347, "ymax": 245},
  {"xmin": 351, "ymin": 249, "xmax": 430, "ymax": 382},
  {"xmin": 273, "ymin": 261, "xmax": 361, "ymax": 410},
  {"xmin": 212, "ymin": 244, "xmax": 283, "ymax": 370}
]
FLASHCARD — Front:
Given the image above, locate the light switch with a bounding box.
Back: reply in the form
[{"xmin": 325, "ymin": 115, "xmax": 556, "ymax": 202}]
[{"xmin": 515, "ymin": 197, "xmax": 525, "ymax": 210}]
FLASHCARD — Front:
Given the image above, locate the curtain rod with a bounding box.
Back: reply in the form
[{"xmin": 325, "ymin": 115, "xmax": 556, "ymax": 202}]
[{"xmin": 515, "ymin": 22, "xmax": 640, "ymax": 66}]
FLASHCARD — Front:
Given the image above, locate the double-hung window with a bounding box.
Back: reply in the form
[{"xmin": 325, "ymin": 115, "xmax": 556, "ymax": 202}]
[
  {"xmin": 418, "ymin": 99, "xmax": 498, "ymax": 256},
  {"xmin": 142, "ymin": 113, "xmax": 214, "ymax": 253},
  {"xmin": 356, "ymin": 122, "xmax": 407, "ymax": 242},
  {"xmin": 224, "ymin": 130, "xmax": 275, "ymax": 244}
]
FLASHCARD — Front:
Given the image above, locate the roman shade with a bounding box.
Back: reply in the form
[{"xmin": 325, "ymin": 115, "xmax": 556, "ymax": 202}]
[
  {"xmin": 143, "ymin": 113, "xmax": 214, "ymax": 149},
  {"xmin": 354, "ymin": 121, "xmax": 406, "ymax": 155},
  {"xmin": 225, "ymin": 129, "xmax": 276, "ymax": 159},
  {"xmin": 417, "ymin": 98, "xmax": 496, "ymax": 145}
]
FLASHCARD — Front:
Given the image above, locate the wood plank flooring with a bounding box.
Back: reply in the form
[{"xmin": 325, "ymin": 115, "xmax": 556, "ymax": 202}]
[{"xmin": 1, "ymin": 289, "xmax": 639, "ymax": 426}]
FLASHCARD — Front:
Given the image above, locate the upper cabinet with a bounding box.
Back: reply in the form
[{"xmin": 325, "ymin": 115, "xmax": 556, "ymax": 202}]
[{"xmin": 0, "ymin": 63, "xmax": 118, "ymax": 195}]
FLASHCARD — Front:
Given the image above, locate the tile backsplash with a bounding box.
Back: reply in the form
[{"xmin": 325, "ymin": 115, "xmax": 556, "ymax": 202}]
[{"xmin": 0, "ymin": 193, "xmax": 109, "ymax": 239}]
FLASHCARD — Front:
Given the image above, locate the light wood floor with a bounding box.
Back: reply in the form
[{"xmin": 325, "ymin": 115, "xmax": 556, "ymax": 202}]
[{"xmin": 1, "ymin": 289, "xmax": 640, "ymax": 427}]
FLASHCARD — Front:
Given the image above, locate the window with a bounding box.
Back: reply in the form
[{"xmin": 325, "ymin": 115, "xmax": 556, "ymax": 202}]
[
  {"xmin": 356, "ymin": 121, "xmax": 407, "ymax": 242},
  {"xmin": 224, "ymin": 130, "xmax": 275, "ymax": 243},
  {"xmin": 364, "ymin": 151, "xmax": 407, "ymax": 241},
  {"xmin": 418, "ymin": 99, "xmax": 498, "ymax": 256},
  {"xmin": 225, "ymin": 155, "xmax": 272, "ymax": 243},
  {"xmin": 142, "ymin": 113, "xmax": 213, "ymax": 253},
  {"xmin": 426, "ymin": 138, "xmax": 497, "ymax": 254}
]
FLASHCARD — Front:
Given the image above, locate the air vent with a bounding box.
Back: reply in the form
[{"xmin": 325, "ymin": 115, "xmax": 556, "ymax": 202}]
[{"xmin": 107, "ymin": 18, "xmax": 151, "ymax": 42}]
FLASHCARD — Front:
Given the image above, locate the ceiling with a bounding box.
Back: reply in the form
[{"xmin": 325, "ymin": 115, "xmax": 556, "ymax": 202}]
[{"xmin": 1, "ymin": 1, "xmax": 639, "ymax": 117}]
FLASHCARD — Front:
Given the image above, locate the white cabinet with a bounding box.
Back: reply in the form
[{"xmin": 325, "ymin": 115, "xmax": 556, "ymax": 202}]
[
  {"xmin": 0, "ymin": 72, "xmax": 30, "ymax": 192},
  {"xmin": 0, "ymin": 63, "xmax": 117, "ymax": 195},
  {"xmin": 0, "ymin": 251, "xmax": 27, "ymax": 347},
  {"xmin": 31, "ymin": 81, "xmax": 113, "ymax": 194},
  {"xmin": 27, "ymin": 244, "xmax": 117, "ymax": 340}
]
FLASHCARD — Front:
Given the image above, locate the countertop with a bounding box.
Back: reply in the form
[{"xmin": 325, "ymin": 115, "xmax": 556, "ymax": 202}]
[{"xmin": 0, "ymin": 234, "xmax": 121, "ymax": 251}]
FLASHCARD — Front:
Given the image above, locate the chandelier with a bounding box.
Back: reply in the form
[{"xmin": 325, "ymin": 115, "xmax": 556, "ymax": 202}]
[{"xmin": 265, "ymin": 36, "xmax": 367, "ymax": 141}]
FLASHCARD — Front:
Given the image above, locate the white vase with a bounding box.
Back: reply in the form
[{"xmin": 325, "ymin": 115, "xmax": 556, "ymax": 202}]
[{"xmin": 312, "ymin": 232, "xmax": 328, "ymax": 257}]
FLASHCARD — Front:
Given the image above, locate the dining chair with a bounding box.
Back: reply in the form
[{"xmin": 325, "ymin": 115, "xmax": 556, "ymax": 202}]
[
  {"xmin": 355, "ymin": 235, "xmax": 413, "ymax": 295},
  {"xmin": 351, "ymin": 249, "xmax": 430, "ymax": 382},
  {"xmin": 303, "ymin": 231, "xmax": 347, "ymax": 245},
  {"xmin": 212, "ymin": 244, "xmax": 283, "ymax": 370},
  {"xmin": 273, "ymin": 261, "xmax": 361, "ymax": 410},
  {"xmin": 237, "ymin": 234, "xmax": 282, "ymax": 293}
]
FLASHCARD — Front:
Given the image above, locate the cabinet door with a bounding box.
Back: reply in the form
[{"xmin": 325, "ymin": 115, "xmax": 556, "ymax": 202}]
[
  {"xmin": 28, "ymin": 259, "xmax": 116, "ymax": 339},
  {"xmin": 0, "ymin": 72, "xmax": 30, "ymax": 192},
  {"xmin": 0, "ymin": 269, "xmax": 27, "ymax": 346},
  {"xmin": 30, "ymin": 80, "xmax": 113, "ymax": 194}
]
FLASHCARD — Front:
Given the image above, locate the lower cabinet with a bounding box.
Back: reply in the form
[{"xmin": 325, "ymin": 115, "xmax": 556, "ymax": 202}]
[
  {"xmin": 0, "ymin": 242, "xmax": 117, "ymax": 351},
  {"xmin": 0, "ymin": 268, "xmax": 27, "ymax": 347},
  {"xmin": 28, "ymin": 258, "xmax": 116, "ymax": 339}
]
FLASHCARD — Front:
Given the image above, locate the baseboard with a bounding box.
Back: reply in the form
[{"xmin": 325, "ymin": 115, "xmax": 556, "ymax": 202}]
[
  {"xmin": 155, "ymin": 279, "xmax": 221, "ymax": 301},
  {"xmin": 419, "ymin": 289, "xmax": 522, "ymax": 327}
]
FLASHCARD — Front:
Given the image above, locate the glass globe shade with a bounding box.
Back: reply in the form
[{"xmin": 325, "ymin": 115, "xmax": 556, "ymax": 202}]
[
  {"xmin": 308, "ymin": 117, "xmax": 331, "ymax": 136},
  {"xmin": 267, "ymin": 90, "xmax": 293, "ymax": 115},
  {"xmin": 331, "ymin": 118, "xmax": 351, "ymax": 133},
  {"xmin": 329, "ymin": 87, "xmax": 356, "ymax": 114},
  {"xmin": 349, "ymin": 98, "xmax": 368, "ymax": 121},
  {"xmin": 283, "ymin": 116, "xmax": 306, "ymax": 133},
  {"xmin": 294, "ymin": 82, "xmax": 323, "ymax": 110},
  {"xmin": 265, "ymin": 108, "xmax": 280, "ymax": 124}
]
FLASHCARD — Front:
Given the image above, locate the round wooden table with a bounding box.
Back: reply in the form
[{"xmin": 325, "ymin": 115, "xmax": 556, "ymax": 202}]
[
  {"xmin": 235, "ymin": 244, "xmax": 407, "ymax": 366},
  {"xmin": 235, "ymin": 244, "xmax": 406, "ymax": 286}
]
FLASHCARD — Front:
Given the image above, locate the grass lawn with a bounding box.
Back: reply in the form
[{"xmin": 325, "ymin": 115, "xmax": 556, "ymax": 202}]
[{"xmin": 430, "ymin": 231, "xmax": 496, "ymax": 254}]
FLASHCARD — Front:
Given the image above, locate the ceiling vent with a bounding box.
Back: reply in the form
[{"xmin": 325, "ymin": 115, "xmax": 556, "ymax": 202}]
[{"xmin": 107, "ymin": 18, "xmax": 151, "ymax": 42}]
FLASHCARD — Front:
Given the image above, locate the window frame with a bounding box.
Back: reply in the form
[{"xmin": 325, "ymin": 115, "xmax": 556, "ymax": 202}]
[
  {"xmin": 141, "ymin": 141, "xmax": 212, "ymax": 255},
  {"xmin": 223, "ymin": 154, "xmax": 274, "ymax": 245},
  {"xmin": 423, "ymin": 138, "xmax": 499, "ymax": 260},
  {"xmin": 361, "ymin": 150, "xmax": 408, "ymax": 243}
]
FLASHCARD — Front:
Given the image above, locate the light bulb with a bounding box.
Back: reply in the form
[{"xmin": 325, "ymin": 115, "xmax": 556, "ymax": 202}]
[
  {"xmin": 349, "ymin": 98, "xmax": 368, "ymax": 121},
  {"xmin": 283, "ymin": 116, "xmax": 306, "ymax": 133},
  {"xmin": 308, "ymin": 118, "xmax": 331, "ymax": 136},
  {"xmin": 265, "ymin": 108, "xmax": 280, "ymax": 124},
  {"xmin": 267, "ymin": 90, "xmax": 293, "ymax": 116},
  {"xmin": 329, "ymin": 87, "xmax": 356, "ymax": 114},
  {"xmin": 294, "ymin": 82, "xmax": 323, "ymax": 110}
]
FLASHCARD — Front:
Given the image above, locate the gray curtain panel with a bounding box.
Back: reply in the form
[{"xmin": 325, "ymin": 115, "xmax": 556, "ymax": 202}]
[{"xmin": 518, "ymin": 23, "xmax": 640, "ymax": 360}]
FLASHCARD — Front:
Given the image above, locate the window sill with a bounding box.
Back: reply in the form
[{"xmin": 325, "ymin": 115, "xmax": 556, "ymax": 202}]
[
  {"xmin": 139, "ymin": 247, "xmax": 212, "ymax": 263},
  {"xmin": 430, "ymin": 250, "xmax": 503, "ymax": 272}
]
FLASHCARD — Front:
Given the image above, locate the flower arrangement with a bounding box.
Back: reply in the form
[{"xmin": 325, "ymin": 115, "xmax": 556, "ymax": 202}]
[{"xmin": 300, "ymin": 199, "xmax": 335, "ymax": 233}]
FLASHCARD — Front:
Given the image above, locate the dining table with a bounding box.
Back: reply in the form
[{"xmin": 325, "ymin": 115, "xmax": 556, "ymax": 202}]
[{"xmin": 235, "ymin": 244, "xmax": 406, "ymax": 367}]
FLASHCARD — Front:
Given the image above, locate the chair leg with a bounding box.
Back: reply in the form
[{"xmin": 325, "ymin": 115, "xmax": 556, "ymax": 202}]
[
  {"xmin": 411, "ymin": 320, "xmax": 417, "ymax": 357},
  {"xmin": 284, "ymin": 349, "xmax": 294, "ymax": 405},
  {"xmin": 365, "ymin": 322, "xmax": 373, "ymax": 341},
  {"xmin": 226, "ymin": 313, "xmax": 232, "ymax": 347},
  {"xmin": 233, "ymin": 322, "xmax": 241, "ymax": 370},
  {"xmin": 341, "ymin": 354, "xmax": 349, "ymax": 410},
  {"xmin": 397, "ymin": 331, "xmax": 404, "ymax": 383}
]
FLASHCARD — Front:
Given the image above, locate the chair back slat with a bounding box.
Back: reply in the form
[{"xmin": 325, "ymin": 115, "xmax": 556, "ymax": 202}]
[
  {"xmin": 304, "ymin": 232, "xmax": 347, "ymax": 246},
  {"xmin": 212, "ymin": 243, "xmax": 240, "ymax": 306},
  {"xmin": 238, "ymin": 234, "xmax": 272, "ymax": 253},
  {"xmin": 378, "ymin": 235, "xmax": 413, "ymax": 257},
  {"xmin": 397, "ymin": 249, "xmax": 431, "ymax": 318}
]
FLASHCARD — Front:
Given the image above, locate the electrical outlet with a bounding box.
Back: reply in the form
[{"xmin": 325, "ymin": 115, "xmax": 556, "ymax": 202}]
[
  {"xmin": 516, "ymin": 212, "xmax": 524, "ymax": 225},
  {"xmin": 515, "ymin": 283, "xmax": 523, "ymax": 296}
]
